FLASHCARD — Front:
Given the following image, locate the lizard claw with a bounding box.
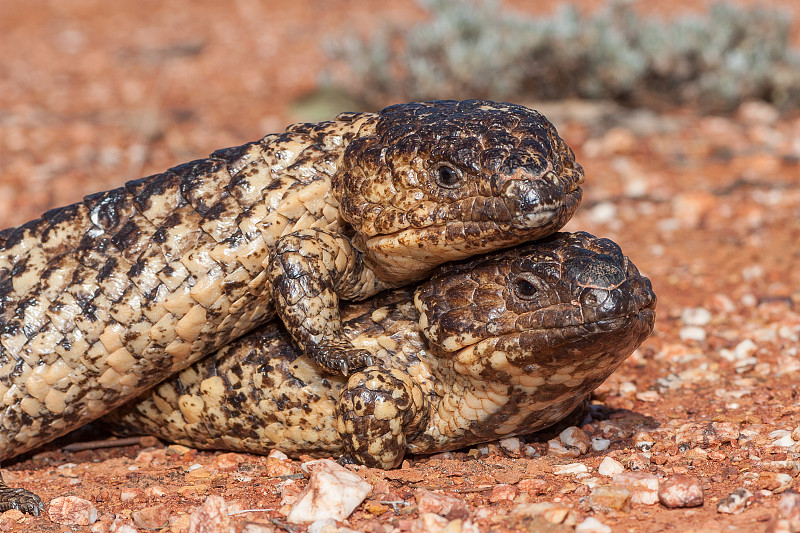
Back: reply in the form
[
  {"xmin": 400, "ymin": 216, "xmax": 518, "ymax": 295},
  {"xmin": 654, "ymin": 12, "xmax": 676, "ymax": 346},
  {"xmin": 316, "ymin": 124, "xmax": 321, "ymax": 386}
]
[
  {"xmin": 0, "ymin": 485, "xmax": 44, "ymax": 516},
  {"xmin": 311, "ymin": 345, "xmax": 373, "ymax": 376}
]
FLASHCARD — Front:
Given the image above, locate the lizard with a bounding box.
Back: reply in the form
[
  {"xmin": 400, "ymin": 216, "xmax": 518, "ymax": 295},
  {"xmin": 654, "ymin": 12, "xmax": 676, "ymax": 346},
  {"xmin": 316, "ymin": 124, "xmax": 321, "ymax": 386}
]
[
  {"xmin": 106, "ymin": 231, "xmax": 655, "ymax": 469},
  {"xmin": 0, "ymin": 100, "xmax": 583, "ymax": 513}
]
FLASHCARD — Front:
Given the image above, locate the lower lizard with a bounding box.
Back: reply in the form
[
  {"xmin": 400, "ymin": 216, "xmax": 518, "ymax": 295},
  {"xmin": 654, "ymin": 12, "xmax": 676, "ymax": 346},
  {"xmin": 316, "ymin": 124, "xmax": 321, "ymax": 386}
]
[{"xmin": 106, "ymin": 232, "xmax": 656, "ymax": 468}]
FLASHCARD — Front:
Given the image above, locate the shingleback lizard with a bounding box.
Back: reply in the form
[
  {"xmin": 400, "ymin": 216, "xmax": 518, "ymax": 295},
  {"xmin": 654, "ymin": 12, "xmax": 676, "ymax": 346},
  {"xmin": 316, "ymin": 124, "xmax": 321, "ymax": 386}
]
[
  {"xmin": 107, "ymin": 232, "xmax": 656, "ymax": 469},
  {"xmin": 0, "ymin": 100, "xmax": 582, "ymax": 513}
]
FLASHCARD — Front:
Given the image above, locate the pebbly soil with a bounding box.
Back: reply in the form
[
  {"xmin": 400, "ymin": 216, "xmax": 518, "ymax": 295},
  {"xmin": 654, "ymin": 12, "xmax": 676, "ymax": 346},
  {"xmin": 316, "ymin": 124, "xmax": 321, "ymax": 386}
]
[{"xmin": 1, "ymin": 1, "xmax": 800, "ymax": 532}]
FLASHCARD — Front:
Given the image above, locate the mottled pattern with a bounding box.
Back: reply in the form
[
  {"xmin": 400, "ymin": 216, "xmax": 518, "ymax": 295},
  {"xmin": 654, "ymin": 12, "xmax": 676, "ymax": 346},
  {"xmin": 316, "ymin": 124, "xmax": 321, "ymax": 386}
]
[
  {"xmin": 0, "ymin": 100, "xmax": 583, "ymax": 467},
  {"xmin": 107, "ymin": 232, "xmax": 656, "ymax": 469},
  {"xmin": 0, "ymin": 100, "xmax": 583, "ymax": 514}
]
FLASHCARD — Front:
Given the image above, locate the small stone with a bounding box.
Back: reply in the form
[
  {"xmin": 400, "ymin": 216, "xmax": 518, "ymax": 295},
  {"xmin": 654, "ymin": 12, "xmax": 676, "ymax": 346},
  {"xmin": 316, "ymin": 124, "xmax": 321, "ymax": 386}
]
[
  {"xmin": 676, "ymin": 422, "xmax": 740, "ymax": 447},
  {"xmin": 268, "ymin": 449, "xmax": 289, "ymax": 461},
  {"xmin": 681, "ymin": 308, "xmax": 712, "ymax": 326},
  {"xmin": 307, "ymin": 517, "xmax": 336, "ymax": 533},
  {"xmin": 287, "ymin": 459, "xmax": 372, "ymax": 524},
  {"xmin": 772, "ymin": 435, "xmax": 796, "ymax": 448},
  {"xmin": 635, "ymin": 390, "xmax": 660, "ymax": 402},
  {"xmin": 242, "ymin": 524, "xmax": 277, "ymax": 533},
  {"xmin": 598, "ymin": 457, "xmax": 625, "ymax": 477},
  {"xmin": 489, "ymin": 484, "xmax": 518, "ymax": 503},
  {"xmin": 591, "ymin": 437, "xmax": 611, "ymax": 452},
  {"xmin": 717, "ymin": 488, "xmax": 753, "ymax": 514},
  {"xmin": 611, "ymin": 472, "xmax": 659, "ymax": 505},
  {"xmin": 132, "ymin": 504, "xmax": 170, "ymax": 529},
  {"xmin": 588, "ymin": 202, "xmax": 617, "ymax": 225},
  {"xmin": 658, "ymin": 475, "xmax": 704, "ymax": 508},
  {"xmin": 511, "ymin": 502, "xmax": 577, "ymax": 526},
  {"xmin": 679, "ymin": 326, "xmax": 706, "ymax": 342},
  {"xmin": 617, "ymin": 382, "xmax": 637, "ymax": 397},
  {"xmin": 758, "ymin": 472, "xmax": 793, "ymax": 493},
  {"xmin": 622, "ymin": 452, "xmax": 651, "ymax": 471},
  {"xmin": 410, "ymin": 513, "xmax": 480, "ymax": 533},
  {"xmin": 499, "ymin": 437, "xmax": 522, "ymax": 456},
  {"xmin": 737, "ymin": 100, "xmax": 780, "ymax": 124},
  {"xmin": 213, "ymin": 452, "xmax": 247, "ymax": 471},
  {"xmin": 518, "ymin": 478, "xmax": 547, "ymax": 495},
  {"xmin": 633, "ymin": 432, "xmax": 655, "ymax": 452},
  {"xmin": 598, "ymin": 420, "xmax": 634, "ymax": 438},
  {"xmin": 189, "ymin": 495, "xmax": 231, "ymax": 533},
  {"xmin": 548, "ymin": 438, "xmax": 581, "ymax": 458},
  {"xmin": 119, "ymin": 489, "xmax": 140, "ymax": 502},
  {"xmin": 167, "ymin": 444, "xmax": 195, "ymax": 456},
  {"xmin": 0, "ymin": 509, "xmax": 27, "ymax": 530},
  {"xmin": 524, "ymin": 445, "xmax": 540, "ymax": 458},
  {"xmin": 107, "ymin": 519, "xmax": 137, "ymax": 533},
  {"xmin": 559, "ymin": 427, "xmax": 590, "ymax": 455},
  {"xmin": 416, "ymin": 488, "xmax": 469, "ymax": 518},
  {"xmin": 48, "ymin": 496, "xmax": 98, "ymax": 526},
  {"xmin": 265, "ymin": 454, "xmax": 297, "ymax": 477},
  {"xmin": 553, "ymin": 463, "xmax": 589, "ymax": 475},
  {"xmin": 778, "ymin": 491, "xmax": 800, "ymax": 523},
  {"xmin": 575, "ymin": 516, "xmax": 612, "ymax": 533},
  {"xmin": 588, "ymin": 486, "xmax": 631, "ymax": 512}
]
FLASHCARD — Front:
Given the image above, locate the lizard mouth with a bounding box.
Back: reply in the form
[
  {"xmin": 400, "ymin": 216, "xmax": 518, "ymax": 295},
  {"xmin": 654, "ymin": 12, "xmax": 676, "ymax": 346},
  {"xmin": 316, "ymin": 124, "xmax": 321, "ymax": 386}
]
[
  {"xmin": 449, "ymin": 305, "xmax": 655, "ymax": 382},
  {"xmin": 362, "ymin": 187, "xmax": 583, "ymax": 281}
]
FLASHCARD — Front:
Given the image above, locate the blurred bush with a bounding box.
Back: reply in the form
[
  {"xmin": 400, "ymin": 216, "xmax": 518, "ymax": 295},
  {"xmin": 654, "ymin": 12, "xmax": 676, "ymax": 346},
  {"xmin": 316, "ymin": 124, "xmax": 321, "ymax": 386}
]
[{"xmin": 322, "ymin": 0, "xmax": 800, "ymax": 112}]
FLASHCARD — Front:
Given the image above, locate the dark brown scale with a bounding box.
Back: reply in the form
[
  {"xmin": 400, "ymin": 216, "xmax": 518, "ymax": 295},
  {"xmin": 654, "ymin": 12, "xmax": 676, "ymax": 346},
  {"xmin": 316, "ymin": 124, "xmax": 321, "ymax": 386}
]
[
  {"xmin": 0, "ymin": 100, "xmax": 585, "ymax": 514},
  {"xmin": 106, "ymin": 232, "xmax": 655, "ymax": 471}
]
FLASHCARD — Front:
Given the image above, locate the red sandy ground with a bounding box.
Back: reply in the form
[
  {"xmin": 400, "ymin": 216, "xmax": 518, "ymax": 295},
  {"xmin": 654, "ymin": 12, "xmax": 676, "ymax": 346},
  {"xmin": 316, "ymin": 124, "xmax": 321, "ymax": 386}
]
[{"xmin": 1, "ymin": 1, "xmax": 800, "ymax": 532}]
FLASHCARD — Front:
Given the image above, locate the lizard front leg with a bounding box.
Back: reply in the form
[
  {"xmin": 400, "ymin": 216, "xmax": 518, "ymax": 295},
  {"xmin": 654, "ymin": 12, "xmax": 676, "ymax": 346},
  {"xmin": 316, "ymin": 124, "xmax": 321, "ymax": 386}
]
[
  {"xmin": 0, "ymin": 471, "xmax": 44, "ymax": 516},
  {"xmin": 336, "ymin": 367, "xmax": 427, "ymax": 469},
  {"xmin": 268, "ymin": 228, "xmax": 389, "ymax": 375}
]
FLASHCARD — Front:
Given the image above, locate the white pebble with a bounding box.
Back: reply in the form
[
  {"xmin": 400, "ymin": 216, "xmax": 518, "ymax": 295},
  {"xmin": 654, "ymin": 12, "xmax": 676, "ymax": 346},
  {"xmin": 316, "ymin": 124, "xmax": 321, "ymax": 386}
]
[
  {"xmin": 554, "ymin": 463, "xmax": 589, "ymax": 475},
  {"xmin": 559, "ymin": 427, "xmax": 590, "ymax": 454},
  {"xmin": 307, "ymin": 518, "xmax": 337, "ymax": 533},
  {"xmin": 591, "ymin": 437, "xmax": 611, "ymax": 452},
  {"xmin": 717, "ymin": 488, "xmax": 752, "ymax": 514},
  {"xmin": 612, "ymin": 472, "xmax": 659, "ymax": 505},
  {"xmin": 49, "ymin": 496, "xmax": 98, "ymax": 526},
  {"xmin": 268, "ymin": 449, "xmax": 290, "ymax": 461},
  {"xmin": 575, "ymin": 516, "xmax": 612, "ymax": 533},
  {"xmin": 588, "ymin": 202, "xmax": 617, "ymax": 225},
  {"xmin": 772, "ymin": 435, "xmax": 796, "ymax": 448},
  {"xmin": 598, "ymin": 457, "xmax": 625, "ymax": 477},
  {"xmin": 679, "ymin": 326, "xmax": 706, "ymax": 342},
  {"xmin": 681, "ymin": 308, "xmax": 712, "ymax": 326},
  {"xmin": 635, "ymin": 391, "xmax": 660, "ymax": 402},
  {"xmin": 288, "ymin": 459, "xmax": 372, "ymax": 524},
  {"xmin": 499, "ymin": 437, "xmax": 521, "ymax": 455}
]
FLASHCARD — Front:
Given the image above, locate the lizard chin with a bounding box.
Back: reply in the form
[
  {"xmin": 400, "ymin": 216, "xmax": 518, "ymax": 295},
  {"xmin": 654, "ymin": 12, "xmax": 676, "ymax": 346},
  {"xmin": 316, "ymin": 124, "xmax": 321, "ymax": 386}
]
[
  {"xmin": 361, "ymin": 222, "xmax": 545, "ymax": 283},
  {"xmin": 361, "ymin": 197, "xmax": 581, "ymax": 283}
]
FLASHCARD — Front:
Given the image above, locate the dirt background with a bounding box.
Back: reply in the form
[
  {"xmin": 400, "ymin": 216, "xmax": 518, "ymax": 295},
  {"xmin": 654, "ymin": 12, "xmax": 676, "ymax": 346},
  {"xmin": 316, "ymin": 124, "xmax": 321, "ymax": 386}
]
[{"xmin": 1, "ymin": 1, "xmax": 800, "ymax": 532}]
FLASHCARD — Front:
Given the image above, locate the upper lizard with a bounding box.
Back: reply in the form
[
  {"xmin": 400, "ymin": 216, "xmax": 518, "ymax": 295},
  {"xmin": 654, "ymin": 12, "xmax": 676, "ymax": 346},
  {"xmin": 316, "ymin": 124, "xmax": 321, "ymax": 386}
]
[
  {"xmin": 107, "ymin": 232, "xmax": 655, "ymax": 469},
  {"xmin": 0, "ymin": 100, "xmax": 582, "ymax": 468}
]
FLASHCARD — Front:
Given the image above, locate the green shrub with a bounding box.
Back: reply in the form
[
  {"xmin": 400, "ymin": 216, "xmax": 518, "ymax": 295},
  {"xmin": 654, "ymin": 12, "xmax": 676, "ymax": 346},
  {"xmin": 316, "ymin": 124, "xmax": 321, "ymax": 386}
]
[{"xmin": 323, "ymin": 0, "xmax": 800, "ymax": 112}]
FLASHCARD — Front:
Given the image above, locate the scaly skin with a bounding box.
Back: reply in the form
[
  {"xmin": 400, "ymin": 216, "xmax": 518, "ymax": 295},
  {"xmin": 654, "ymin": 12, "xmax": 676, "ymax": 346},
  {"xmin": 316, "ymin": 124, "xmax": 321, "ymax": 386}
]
[
  {"xmin": 107, "ymin": 232, "xmax": 656, "ymax": 469},
  {"xmin": 0, "ymin": 100, "xmax": 582, "ymax": 514}
]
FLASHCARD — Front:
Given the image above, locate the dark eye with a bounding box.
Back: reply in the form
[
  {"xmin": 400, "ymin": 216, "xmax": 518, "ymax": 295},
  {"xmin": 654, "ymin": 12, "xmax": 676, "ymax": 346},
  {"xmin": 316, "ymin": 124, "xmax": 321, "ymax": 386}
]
[
  {"xmin": 435, "ymin": 163, "xmax": 463, "ymax": 189},
  {"xmin": 513, "ymin": 277, "xmax": 539, "ymax": 300}
]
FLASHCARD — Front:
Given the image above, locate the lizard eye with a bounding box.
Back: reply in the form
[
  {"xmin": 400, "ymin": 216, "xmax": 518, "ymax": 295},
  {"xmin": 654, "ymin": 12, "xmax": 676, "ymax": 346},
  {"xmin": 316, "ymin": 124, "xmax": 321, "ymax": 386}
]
[
  {"xmin": 434, "ymin": 163, "xmax": 463, "ymax": 189},
  {"xmin": 513, "ymin": 276, "xmax": 540, "ymax": 300}
]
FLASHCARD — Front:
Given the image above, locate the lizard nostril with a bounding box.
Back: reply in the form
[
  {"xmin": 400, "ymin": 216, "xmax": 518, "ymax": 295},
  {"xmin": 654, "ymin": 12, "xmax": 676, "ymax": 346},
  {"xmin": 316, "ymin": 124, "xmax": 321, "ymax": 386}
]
[{"xmin": 580, "ymin": 287, "xmax": 610, "ymax": 307}]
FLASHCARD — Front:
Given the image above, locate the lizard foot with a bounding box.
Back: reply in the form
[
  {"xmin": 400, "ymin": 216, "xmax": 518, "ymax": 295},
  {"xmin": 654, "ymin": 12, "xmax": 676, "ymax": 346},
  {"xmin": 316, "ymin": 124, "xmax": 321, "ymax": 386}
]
[
  {"xmin": 311, "ymin": 344, "xmax": 374, "ymax": 376},
  {"xmin": 0, "ymin": 483, "xmax": 44, "ymax": 516}
]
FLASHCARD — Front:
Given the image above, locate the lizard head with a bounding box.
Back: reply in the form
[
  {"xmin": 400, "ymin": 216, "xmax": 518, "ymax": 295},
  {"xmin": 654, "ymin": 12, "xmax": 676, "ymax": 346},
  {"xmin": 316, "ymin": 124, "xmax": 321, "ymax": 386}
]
[
  {"xmin": 413, "ymin": 231, "xmax": 655, "ymax": 435},
  {"xmin": 333, "ymin": 100, "xmax": 584, "ymax": 282}
]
